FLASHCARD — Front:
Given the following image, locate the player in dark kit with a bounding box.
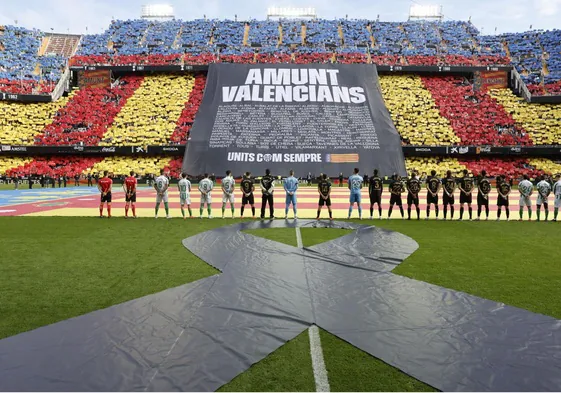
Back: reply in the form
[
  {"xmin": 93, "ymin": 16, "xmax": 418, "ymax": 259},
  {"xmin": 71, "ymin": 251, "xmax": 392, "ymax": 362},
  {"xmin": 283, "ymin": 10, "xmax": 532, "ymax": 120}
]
[
  {"xmin": 98, "ymin": 170, "xmax": 113, "ymax": 218},
  {"xmin": 368, "ymin": 169, "xmax": 383, "ymax": 219},
  {"xmin": 477, "ymin": 170, "xmax": 491, "ymax": 220},
  {"xmin": 260, "ymin": 169, "xmax": 275, "ymax": 219},
  {"xmin": 316, "ymin": 174, "xmax": 333, "ymax": 220},
  {"xmin": 426, "ymin": 170, "xmax": 440, "ymax": 220},
  {"xmin": 240, "ymin": 172, "xmax": 256, "ymax": 218},
  {"xmin": 123, "ymin": 170, "xmax": 137, "ymax": 218},
  {"xmin": 406, "ymin": 172, "xmax": 421, "ymax": 220},
  {"xmin": 388, "ymin": 175, "xmax": 405, "ymax": 219},
  {"xmin": 442, "ymin": 170, "xmax": 456, "ymax": 220},
  {"xmin": 458, "ymin": 169, "xmax": 474, "ymax": 221},
  {"xmin": 496, "ymin": 175, "xmax": 511, "ymax": 221}
]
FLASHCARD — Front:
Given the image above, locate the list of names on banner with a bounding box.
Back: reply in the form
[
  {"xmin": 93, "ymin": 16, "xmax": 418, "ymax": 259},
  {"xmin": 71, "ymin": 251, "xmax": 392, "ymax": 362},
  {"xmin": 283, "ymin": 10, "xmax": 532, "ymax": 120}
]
[{"xmin": 209, "ymin": 104, "xmax": 380, "ymax": 150}]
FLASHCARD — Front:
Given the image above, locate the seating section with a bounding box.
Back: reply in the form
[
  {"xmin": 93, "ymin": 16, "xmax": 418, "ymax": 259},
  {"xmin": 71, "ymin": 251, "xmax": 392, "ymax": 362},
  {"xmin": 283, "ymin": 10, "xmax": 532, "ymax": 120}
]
[
  {"xmin": 379, "ymin": 75, "xmax": 460, "ymax": 145},
  {"xmin": 87, "ymin": 156, "xmax": 173, "ymax": 176},
  {"xmin": 422, "ymin": 76, "xmax": 532, "ymax": 146},
  {"xmin": 406, "ymin": 157, "xmax": 468, "ymax": 177},
  {"xmin": 36, "ymin": 76, "xmax": 143, "ymax": 145},
  {"xmin": 0, "ymin": 157, "xmax": 33, "ymax": 176},
  {"xmin": 7, "ymin": 157, "xmax": 103, "ymax": 177},
  {"xmin": 528, "ymin": 158, "xmax": 561, "ymax": 175},
  {"xmin": 489, "ymin": 88, "xmax": 561, "ymax": 145},
  {"xmin": 100, "ymin": 74, "xmax": 195, "ymax": 146},
  {"xmin": 170, "ymin": 74, "xmax": 206, "ymax": 144},
  {"xmin": 461, "ymin": 158, "xmax": 543, "ymax": 179},
  {"xmin": 72, "ymin": 19, "xmax": 514, "ymax": 68},
  {"xmin": 0, "ymin": 96, "xmax": 71, "ymax": 145},
  {"xmin": 44, "ymin": 34, "xmax": 81, "ymax": 58},
  {"xmin": 0, "ymin": 26, "xmax": 66, "ymax": 94},
  {"xmin": 502, "ymin": 29, "xmax": 561, "ymax": 94}
]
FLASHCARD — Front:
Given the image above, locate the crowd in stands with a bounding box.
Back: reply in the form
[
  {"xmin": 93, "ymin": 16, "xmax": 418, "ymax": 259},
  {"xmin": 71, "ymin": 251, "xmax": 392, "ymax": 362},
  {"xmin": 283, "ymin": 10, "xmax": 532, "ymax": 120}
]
[
  {"xmin": 379, "ymin": 75, "xmax": 461, "ymax": 145},
  {"xmin": 99, "ymin": 74, "xmax": 195, "ymax": 146},
  {"xmin": 422, "ymin": 76, "xmax": 532, "ymax": 145},
  {"xmin": 4, "ymin": 19, "xmax": 561, "ymax": 96},
  {"xmin": 0, "ymin": 25, "xmax": 66, "ymax": 94},
  {"xmin": 36, "ymin": 76, "xmax": 143, "ymax": 145}
]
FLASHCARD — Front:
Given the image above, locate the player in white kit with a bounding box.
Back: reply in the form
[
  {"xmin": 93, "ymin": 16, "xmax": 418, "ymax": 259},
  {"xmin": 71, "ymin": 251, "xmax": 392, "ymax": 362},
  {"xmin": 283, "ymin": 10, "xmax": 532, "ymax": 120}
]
[
  {"xmin": 199, "ymin": 173, "xmax": 214, "ymax": 219},
  {"xmin": 536, "ymin": 175, "xmax": 552, "ymax": 222},
  {"xmin": 154, "ymin": 169, "xmax": 171, "ymax": 219},
  {"xmin": 518, "ymin": 175, "xmax": 533, "ymax": 221},
  {"xmin": 553, "ymin": 174, "xmax": 561, "ymax": 222},
  {"xmin": 178, "ymin": 172, "xmax": 192, "ymax": 219},
  {"xmin": 221, "ymin": 170, "xmax": 236, "ymax": 219}
]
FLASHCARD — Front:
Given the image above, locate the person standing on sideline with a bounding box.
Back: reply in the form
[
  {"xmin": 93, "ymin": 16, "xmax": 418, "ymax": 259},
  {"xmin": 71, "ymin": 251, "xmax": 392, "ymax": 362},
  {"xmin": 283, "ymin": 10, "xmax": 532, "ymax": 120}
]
[
  {"xmin": 339, "ymin": 173, "xmax": 344, "ymax": 187},
  {"xmin": 240, "ymin": 172, "xmax": 256, "ymax": 218},
  {"xmin": 426, "ymin": 170, "xmax": 441, "ymax": 220},
  {"xmin": 178, "ymin": 172, "xmax": 192, "ymax": 219},
  {"xmin": 98, "ymin": 171, "xmax": 113, "ymax": 218},
  {"xmin": 553, "ymin": 174, "xmax": 561, "ymax": 222},
  {"xmin": 154, "ymin": 169, "xmax": 171, "ymax": 219},
  {"xmin": 221, "ymin": 170, "xmax": 236, "ymax": 219},
  {"xmin": 316, "ymin": 174, "xmax": 333, "ymax": 220},
  {"xmin": 518, "ymin": 174, "xmax": 534, "ymax": 221},
  {"xmin": 536, "ymin": 175, "xmax": 552, "ymax": 222},
  {"xmin": 199, "ymin": 173, "xmax": 214, "ymax": 219},
  {"xmin": 369, "ymin": 169, "xmax": 383, "ymax": 219},
  {"xmin": 347, "ymin": 168, "xmax": 363, "ymax": 219},
  {"xmin": 284, "ymin": 170, "xmax": 299, "ymax": 219},
  {"xmin": 124, "ymin": 171, "xmax": 138, "ymax": 219},
  {"xmin": 406, "ymin": 172, "xmax": 421, "ymax": 220},
  {"xmin": 260, "ymin": 169, "xmax": 275, "ymax": 219},
  {"xmin": 496, "ymin": 175, "xmax": 511, "ymax": 221}
]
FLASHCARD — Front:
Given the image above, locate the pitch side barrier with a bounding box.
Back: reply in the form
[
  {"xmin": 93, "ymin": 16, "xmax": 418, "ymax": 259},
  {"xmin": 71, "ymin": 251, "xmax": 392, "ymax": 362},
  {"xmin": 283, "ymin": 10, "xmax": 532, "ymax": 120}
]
[{"xmin": 2, "ymin": 145, "xmax": 561, "ymax": 157}]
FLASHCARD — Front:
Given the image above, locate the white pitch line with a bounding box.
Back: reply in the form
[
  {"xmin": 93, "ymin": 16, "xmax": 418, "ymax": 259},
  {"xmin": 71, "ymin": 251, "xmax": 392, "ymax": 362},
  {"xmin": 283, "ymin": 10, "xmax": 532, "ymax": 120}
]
[{"xmin": 296, "ymin": 227, "xmax": 330, "ymax": 392}]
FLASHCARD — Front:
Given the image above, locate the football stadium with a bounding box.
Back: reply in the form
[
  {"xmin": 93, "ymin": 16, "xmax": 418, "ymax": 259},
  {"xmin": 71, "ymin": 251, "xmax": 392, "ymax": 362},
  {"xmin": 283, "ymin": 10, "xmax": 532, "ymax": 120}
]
[{"xmin": 1, "ymin": 1, "xmax": 561, "ymax": 391}]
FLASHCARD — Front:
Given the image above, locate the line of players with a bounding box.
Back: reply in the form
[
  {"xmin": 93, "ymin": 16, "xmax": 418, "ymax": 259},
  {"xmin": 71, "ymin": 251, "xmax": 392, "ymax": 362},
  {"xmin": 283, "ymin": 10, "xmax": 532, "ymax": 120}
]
[{"xmin": 96, "ymin": 168, "xmax": 561, "ymax": 222}]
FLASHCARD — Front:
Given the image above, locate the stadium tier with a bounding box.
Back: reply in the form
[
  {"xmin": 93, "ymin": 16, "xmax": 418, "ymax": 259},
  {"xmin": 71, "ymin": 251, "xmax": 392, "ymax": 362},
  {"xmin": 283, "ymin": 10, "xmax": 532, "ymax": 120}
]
[
  {"xmin": 2, "ymin": 70, "xmax": 561, "ymax": 178},
  {"xmin": 3, "ymin": 20, "xmax": 561, "ymax": 96}
]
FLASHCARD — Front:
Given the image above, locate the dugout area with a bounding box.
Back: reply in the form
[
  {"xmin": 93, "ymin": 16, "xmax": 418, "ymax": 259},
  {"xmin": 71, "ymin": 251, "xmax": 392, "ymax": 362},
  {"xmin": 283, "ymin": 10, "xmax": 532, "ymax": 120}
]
[{"xmin": 0, "ymin": 220, "xmax": 560, "ymax": 391}]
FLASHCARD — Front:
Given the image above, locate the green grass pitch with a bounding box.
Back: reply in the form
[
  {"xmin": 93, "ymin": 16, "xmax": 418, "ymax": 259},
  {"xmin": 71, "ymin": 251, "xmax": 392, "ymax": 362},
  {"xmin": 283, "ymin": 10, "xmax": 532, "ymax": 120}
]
[{"xmin": 1, "ymin": 217, "xmax": 560, "ymax": 391}]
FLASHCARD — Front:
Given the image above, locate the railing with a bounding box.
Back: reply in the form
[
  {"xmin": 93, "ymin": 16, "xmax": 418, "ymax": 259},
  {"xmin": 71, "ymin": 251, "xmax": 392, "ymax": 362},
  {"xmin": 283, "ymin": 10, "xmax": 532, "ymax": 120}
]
[
  {"xmin": 511, "ymin": 68, "xmax": 532, "ymax": 101},
  {"xmin": 51, "ymin": 66, "xmax": 70, "ymax": 101}
]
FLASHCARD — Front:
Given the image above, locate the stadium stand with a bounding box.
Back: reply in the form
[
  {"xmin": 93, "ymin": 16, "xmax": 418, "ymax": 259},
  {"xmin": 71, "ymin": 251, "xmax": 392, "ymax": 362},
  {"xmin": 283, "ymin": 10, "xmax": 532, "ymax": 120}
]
[
  {"xmin": 406, "ymin": 157, "xmax": 468, "ymax": 176},
  {"xmin": 2, "ymin": 19, "xmax": 561, "ymax": 180},
  {"xmin": 87, "ymin": 156, "xmax": 173, "ymax": 176},
  {"xmin": 489, "ymin": 88, "xmax": 561, "ymax": 145},
  {"xmin": 35, "ymin": 76, "xmax": 143, "ymax": 146},
  {"xmin": 0, "ymin": 97, "xmax": 71, "ymax": 144},
  {"xmin": 422, "ymin": 76, "xmax": 532, "ymax": 145},
  {"xmin": 0, "ymin": 157, "xmax": 33, "ymax": 176},
  {"xmin": 7, "ymin": 157, "xmax": 103, "ymax": 177},
  {"xmin": 170, "ymin": 74, "xmax": 206, "ymax": 144},
  {"xmin": 99, "ymin": 74, "xmax": 195, "ymax": 146},
  {"xmin": 379, "ymin": 75, "xmax": 461, "ymax": 145},
  {"xmin": 0, "ymin": 25, "xmax": 67, "ymax": 94}
]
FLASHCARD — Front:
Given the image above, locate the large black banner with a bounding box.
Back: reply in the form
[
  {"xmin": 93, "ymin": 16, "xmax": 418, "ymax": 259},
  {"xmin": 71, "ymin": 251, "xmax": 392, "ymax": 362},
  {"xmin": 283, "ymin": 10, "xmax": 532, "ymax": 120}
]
[{"xmin": 182, "ymin": 63, "xmax": 407, "ymax": 177}]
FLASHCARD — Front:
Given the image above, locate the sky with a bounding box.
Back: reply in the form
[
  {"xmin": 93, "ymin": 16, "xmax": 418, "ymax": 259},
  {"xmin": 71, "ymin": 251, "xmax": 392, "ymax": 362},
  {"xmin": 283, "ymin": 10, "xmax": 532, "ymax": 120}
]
[{"xmin": 0, "ymin": 0, "xmax": 560, "ymax": 35}]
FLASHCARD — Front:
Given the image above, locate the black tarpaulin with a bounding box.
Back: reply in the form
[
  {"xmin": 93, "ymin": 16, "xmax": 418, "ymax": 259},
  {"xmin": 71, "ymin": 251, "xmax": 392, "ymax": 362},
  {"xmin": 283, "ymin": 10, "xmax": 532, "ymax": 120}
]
[{"xmin": 0, "ymin": 220, "xmax": 560, "ymax": 392}]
